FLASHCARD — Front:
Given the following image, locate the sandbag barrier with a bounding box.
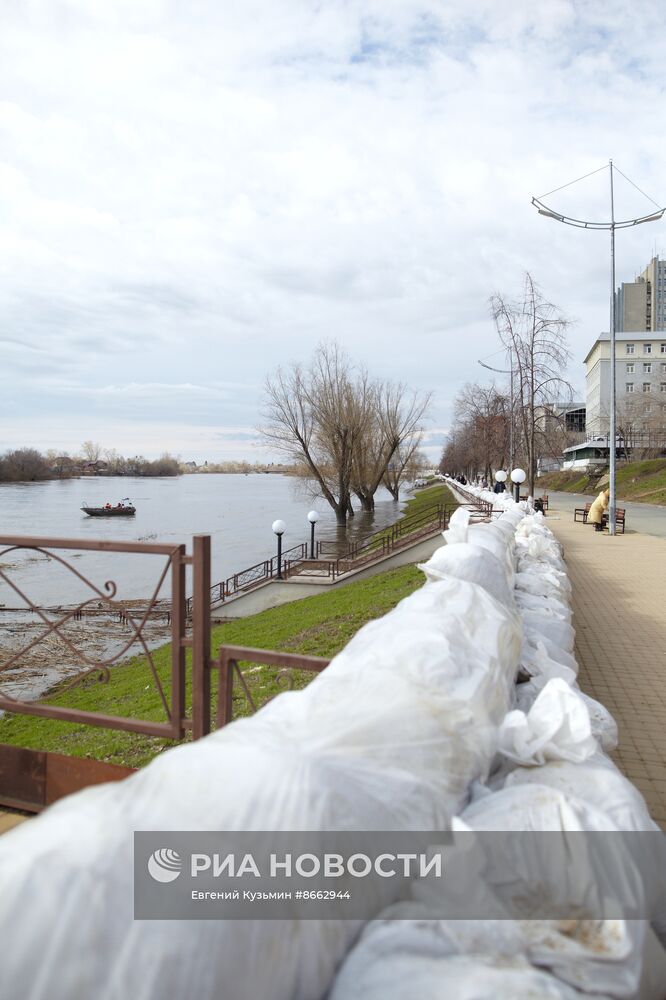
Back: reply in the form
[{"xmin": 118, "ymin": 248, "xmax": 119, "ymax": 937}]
[
  {"xmin": 0, "ymin": 495, "xmax": 664, "ymax": 999},
  {"xmin": 331, "ymin": 490, "xmax": 666, "ymax": 1000}
]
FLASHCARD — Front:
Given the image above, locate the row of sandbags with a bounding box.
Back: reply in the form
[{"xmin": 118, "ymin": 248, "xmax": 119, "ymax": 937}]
[
  {"xmin": 0, "ymin": 511, "xmax": 524, "ymax": 999},
  {"xmin": 329, "ymin": 498, "xmax": 666, "ymax": 999}
]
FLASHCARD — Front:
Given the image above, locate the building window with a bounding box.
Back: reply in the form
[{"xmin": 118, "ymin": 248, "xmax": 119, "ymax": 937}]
[
  {"xmin": 661, "ymin": 343, "xmax": 666, "ymax": 353},
  {"xmin": 661, "ymin": 383, "xmax": 666, "ymax": 393},
  {"xmin": 643, "ymin": 383, "xmax": 652, "ymax": 392},
  {"xmin": 644, "ymin": 343, "xmax": 653, "ymax": 354},
  {"xmin": 626, "ymin": 383, "xmax": 634, "ymax": 393},
  {"xmin": 662, "ymin": 363, "xmax": 666, "ymax": 373},
  {"xmin": 626, "ymin": 363, "xmax": 635, "ymax": 373},
  {"xmin": 644, "ymin": 362, "xmax": 652, "ymax": 373},
  {"xmin": 626, "ymin": 344, "xmax": 635, "ymax": 354},
  {"xmin": 645, "ymin": 404, "xmax": 652, "ymax": 414}
]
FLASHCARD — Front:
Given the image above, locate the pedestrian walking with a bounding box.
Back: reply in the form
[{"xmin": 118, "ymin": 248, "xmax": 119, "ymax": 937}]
[{"xmin": 588, "ymin": 488, "xmax": 610, "ymax": 533}]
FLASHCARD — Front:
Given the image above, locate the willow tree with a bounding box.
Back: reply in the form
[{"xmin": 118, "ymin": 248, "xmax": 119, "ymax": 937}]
[
  {"xmin": 261, "ymin": 343, "xmax": 430, "ymax": 523},
  {"xmin": 490, "ymin": 274, "xmax": 572, "ymax": 495}
]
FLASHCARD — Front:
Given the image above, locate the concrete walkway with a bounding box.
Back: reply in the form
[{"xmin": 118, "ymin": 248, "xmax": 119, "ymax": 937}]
[{"xmin": 547, "ymin": 506, "xmax": 666, "ymax": 829}]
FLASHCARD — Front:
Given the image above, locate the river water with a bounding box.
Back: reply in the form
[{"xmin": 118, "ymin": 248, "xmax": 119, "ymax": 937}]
[{"xmin": 0, "ymin": 474, "xmax": 407, "ymax": 609}]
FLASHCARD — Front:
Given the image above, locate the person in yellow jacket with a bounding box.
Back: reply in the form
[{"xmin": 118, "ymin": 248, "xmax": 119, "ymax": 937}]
[{"xmin": 588, "ymin": 488, "xmax": 610, "ymax": 532}]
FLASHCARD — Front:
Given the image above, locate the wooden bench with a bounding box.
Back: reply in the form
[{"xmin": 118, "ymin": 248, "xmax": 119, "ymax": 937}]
[
  {"xmin": 521, "ymin": 493, "xmax": 549, "ymax": 511},
  {"xmin": 574, "ymin": 503, "xmax": 591, "ymax": 523},
  {"xmin": 574, "ymin": 503, "xmax": 626, "ymax": 532}
]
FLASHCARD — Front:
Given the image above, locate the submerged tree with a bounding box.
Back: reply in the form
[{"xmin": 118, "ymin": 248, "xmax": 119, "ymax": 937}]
[{"xmin": 261, "ymin": 344, "xmax": 431, "ymax": 523}]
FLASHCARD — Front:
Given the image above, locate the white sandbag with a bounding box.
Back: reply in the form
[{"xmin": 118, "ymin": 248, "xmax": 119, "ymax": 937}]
[
  {"xmin": 458, "ymin": 786, "xmax": 649, "ymax": 997},
  {"xmin": 498, "ymin": 678, "xmax": 597, "ymax": 765},
  {"xmin": 418, "ymin": 544, "xmax": 514, "ymax": 610},
  {"xmin": 0, "ymin": 576, "xmax": 521, "ymax": 1000},
  {"xmin": 516, "ymin": 567, "xmax": 572, "ymax": 601},
  {"xmin": 330, "ymin": 940, "xmax": 593, "ymax": 1000},
  {"xmin": 441, "ymin": 505, "xmax": 471, "ymax": 544},
  {"xmin": 577, "ymin": 691, "xmax": 619, "ymax": 751},
  {"xmin": 520, "ymin": 609, "xmax": 575, "ymax": 654},
  {"xmin": 512, "ymin": 680, "xmax": 617, "ymax": 751},
  {"xmin": 522, "ymin": 631, "xmax": 578, "ymax": 673},
  {"xmin": 522, "ymin": 628, "xmax": 578, "ymax": 671},
  {"xmin": 505, "ymin": 753, "xmax": 656, "ymax": 832},
  {"xmin": 515, "ymin": 589, "xmax": 572, "ymax": 623}
]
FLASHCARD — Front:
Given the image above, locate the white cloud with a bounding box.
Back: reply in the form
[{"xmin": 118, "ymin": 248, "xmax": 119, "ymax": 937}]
[{"xmin": 1, "ymin": 0, "xmax": 665, "ymax": 459}]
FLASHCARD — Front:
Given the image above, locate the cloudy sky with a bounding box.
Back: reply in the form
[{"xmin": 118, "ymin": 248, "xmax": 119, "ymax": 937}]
[{"xmin": 2, "ymin": 0, "xmax": 666, "ymax": 462}]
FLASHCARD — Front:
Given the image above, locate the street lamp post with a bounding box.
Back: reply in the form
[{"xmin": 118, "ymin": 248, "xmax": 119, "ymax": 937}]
[
  {"xmin": 510, "ymin": 468, "xmax": 526, "ymax": 503},
  {"xmin": 307, "ymin": 510, "xmax": 319, "ymax": 559},
  {"xmin": 272, "ymin": 519, "xmax": 286, "ymax": 580},
  {"xmin": 478, "ymin": 357, "xmax": 515, "ymax": 471},
  {"xmin": 494, "ymin": 469, "xmax": 508, "ymax": 493},
  {"xmin": 532, "ymin": 161, "xmax": 664, "ymax": 536}
]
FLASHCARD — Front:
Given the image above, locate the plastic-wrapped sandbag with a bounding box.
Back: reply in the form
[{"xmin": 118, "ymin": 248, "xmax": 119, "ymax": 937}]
[
  {"xmin": 418, "ymin": 545, "xmax": 514, "ymax": 610},
  {"xmin": 512, "ymin": 679, "xmax": 617, "ymax": 751},
  {"xmin": 503, "ymin": 754, "xmax": 666, "ymax": 945},
  {"xmin": 521, "ymin": 625, "xmax": 578, "ymax": 668},
  {"xmin": 329, "ymin": 931, "xmax": 595, "ymax": 999},
  {"xmin": 516, "ymin": 566, "xmax": 572, "ymax": 601},
  {"xmin": 498, "ymin": 678, "xmax": 598, "ymax": 766},
  {"xmin": 518, "ymin": 638, "xmax": 578, "ymax": 685},
  {"xmin": 457, "ymin": 785, "xmax": 653, "ymax": 997},
  {"xmin": 505, "ymin": 753, "xmax": 656, "ymax": 833},
  {"xmin": 520, "ymin": 609, "xmax": 575, "ymax": 654},
  {"xmin": 514, "ymin": 589, "xmax": 572, "ymax": 624},
  {"xmin": 442, "ymin": 505, "xmax": 471, "ymax": 545},
  {"xmin": 0, "ymin": 577, "xmax": 521, "ymax": 1000}
]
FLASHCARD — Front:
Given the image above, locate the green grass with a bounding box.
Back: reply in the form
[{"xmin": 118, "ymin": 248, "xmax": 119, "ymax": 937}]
[
  {"xmin": 359, "ymin": 482, "xmax": 457, "ymax": 555},
  {"xmin": 0, "ymin": 563, "xmax": 425, "ymax": 769},
  {"xmin": 538, "ymin": 459, "xmax": 666, "ymax": 504}
]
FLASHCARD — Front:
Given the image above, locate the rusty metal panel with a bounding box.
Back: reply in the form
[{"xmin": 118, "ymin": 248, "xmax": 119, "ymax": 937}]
[
  {"xmin": 0, "ymin": 743, "xmax": 46, "ymax": 811},
  {"xmin": 45, "ymin": 753, "xmax": 135, "ymax": 806}
]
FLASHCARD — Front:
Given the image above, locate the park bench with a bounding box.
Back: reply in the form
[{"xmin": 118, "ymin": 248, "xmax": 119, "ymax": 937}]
[
  {"xmin": 520, "ymin": 493, "xmax": 549, "ymax": 511},
  {"xmin": 574, "ymin": 503, "xmax": 626, "ymax": 533}
]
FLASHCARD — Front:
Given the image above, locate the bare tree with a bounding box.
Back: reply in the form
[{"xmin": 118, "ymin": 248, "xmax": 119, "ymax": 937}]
[
  {"xmin": 491, "ymin": 274, "xmax": 572, "ymax": 495},
  {"xmin": 261, "ymin": 344, "xmax": 431, "ymax": 523},
  {"xmin": 383, "ymin": 441, "xmax": 427, "ymax": 501},
  {"xmin": 352, "ymin": 381, "xmax": 431, "ymax": 511},
  {"xmin": 0, "ymin": 448, "xmax": 50, "ymax": 482},
  {"xmin": 261, "ymin": 345, "xmax": 364, "ymax": 523},
  {"xmin": 80, "ymin": 440, "xmax": 103, "ymax": 464}
]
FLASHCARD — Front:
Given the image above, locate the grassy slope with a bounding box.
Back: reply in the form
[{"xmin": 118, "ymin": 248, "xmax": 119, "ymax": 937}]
[
  {"xmin": 0, "ymin": 563, "xmax": 425, "ymax": 768},
  {"xmin": 538, "ymin": 459, "xmax": 666, "ymax": 504}
]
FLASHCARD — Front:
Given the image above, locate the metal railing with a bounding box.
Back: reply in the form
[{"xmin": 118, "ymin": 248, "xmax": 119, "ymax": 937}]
[
  {"xmin": 201, "ymin": 494, "xmax": 493, "ymax": 601},
  {"xmin": 211, "ymin": 644, "xmax": 330, "ymax": 732},
  {"xmin": 186, "ymin": 542, "xmax": 308, "ymax": 615},
  {"xmin": 0, "ymin": 533, "xmax": 212, "ymax": 743}
]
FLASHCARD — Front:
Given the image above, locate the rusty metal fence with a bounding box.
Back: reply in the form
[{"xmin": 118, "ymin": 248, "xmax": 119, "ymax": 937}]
[
  {"xmin": 0, "ymin": 492, "xmax": 490, "ymax": 810},
  {"xmin": 0, "ymin": 534, "xmax": 212, "ymax": 743}
]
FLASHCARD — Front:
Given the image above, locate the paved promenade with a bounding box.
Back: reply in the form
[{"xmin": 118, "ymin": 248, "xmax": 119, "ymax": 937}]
[{"xmin": 547, "ymin": 506, "xmax": 666, "ymax": 829}]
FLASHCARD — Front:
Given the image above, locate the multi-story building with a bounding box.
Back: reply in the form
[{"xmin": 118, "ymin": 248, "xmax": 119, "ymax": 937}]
[
  {"xmin": 584, "ymin": 332, "xmax": 666, "ymax": 440},
  {"xmin": 616, "ymin": 256, "xmax": 666, "ymax": 332}
]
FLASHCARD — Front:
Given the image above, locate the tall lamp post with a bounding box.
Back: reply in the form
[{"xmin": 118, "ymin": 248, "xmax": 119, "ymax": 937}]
[
  {"xmin": 510, "ymin": 467, "xmax": 526, "ymax": 503},
  {"xmin": 272, "ymin": 519, "xmax": 286, "ymax": 580},
  {"xmin": 532, "ymin": 161, "xmax": 664, "ymax": 536},
  {"xmin": 307, "ymin": 510, "xmax": 319, "ymax": 559},
  {"xmin": 478, "ymin": 356, "xmax": 515, "ymax": 471}
]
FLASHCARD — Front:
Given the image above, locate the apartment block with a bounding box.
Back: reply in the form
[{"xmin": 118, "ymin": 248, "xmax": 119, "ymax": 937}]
[
  {"xmin": 584, "ymin": 332, "xmax": 666, "ymax": 437},
  {"xmin": 616, "ymin": 256, "xmax": 666, "ymax": 332}
]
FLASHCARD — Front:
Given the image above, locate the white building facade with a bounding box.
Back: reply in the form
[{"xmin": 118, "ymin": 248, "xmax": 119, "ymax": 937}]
[{"xmin": 584, "ymin": 332, "xmax": 666, "ymax": 440}]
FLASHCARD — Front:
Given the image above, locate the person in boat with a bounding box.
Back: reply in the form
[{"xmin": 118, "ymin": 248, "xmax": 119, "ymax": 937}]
[
  {"xmin": 117, "ymin": 502, "xmax": 124, "ymax": 508},
  {"xmin": 105, "ymin": 502, "xmax": 112, "ymax": 509}
]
